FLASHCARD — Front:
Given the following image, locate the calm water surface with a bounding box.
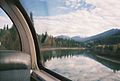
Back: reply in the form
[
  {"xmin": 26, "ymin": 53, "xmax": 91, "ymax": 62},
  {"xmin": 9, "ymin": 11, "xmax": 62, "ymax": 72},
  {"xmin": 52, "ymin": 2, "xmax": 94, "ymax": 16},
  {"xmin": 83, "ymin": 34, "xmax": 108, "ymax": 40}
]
[{"xmin": 41, "ymin": 50, "xmax": 120, "ymax": 81}]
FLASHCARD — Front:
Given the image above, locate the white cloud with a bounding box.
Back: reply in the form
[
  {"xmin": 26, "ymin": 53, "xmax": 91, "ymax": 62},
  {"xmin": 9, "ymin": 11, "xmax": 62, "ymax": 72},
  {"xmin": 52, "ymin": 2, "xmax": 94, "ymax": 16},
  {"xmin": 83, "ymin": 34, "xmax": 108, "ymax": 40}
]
[
  {"xmin": 64, "ymin": 0, "xmax": 96, "ymax": 11},
  {"xmin": 0, "ymin": 16, "xmax": 12, "ymax": 29},
  {"xmin": 45, "ymin": 55, "xmax": 120, "ymax": 81},
  {"xmin": 34, "ymin": 6, "xmax": 120, "ymax": 37},
  {"xmin": 87, "ymin": 0, "xmax": 120, "ymax": 17},
  {"xmin": 31, "ymin": 0, "xmax": 120, "ymax": 37}
]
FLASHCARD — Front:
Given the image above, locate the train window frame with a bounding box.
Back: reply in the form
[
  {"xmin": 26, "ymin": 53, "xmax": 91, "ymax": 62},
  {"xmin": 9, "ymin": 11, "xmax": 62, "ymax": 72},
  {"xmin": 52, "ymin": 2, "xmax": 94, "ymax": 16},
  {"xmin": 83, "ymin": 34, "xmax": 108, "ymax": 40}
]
[
  {"xmin": 0, "ymin": 0, "xmax": 39, "ymax": 70},
  {"xmin": 0, "ymin": 7, "xmax": 22, "ymax": 51},
  {"xmin": 16, "ymin": 0, "xmax": 72, "ymax": 81}
]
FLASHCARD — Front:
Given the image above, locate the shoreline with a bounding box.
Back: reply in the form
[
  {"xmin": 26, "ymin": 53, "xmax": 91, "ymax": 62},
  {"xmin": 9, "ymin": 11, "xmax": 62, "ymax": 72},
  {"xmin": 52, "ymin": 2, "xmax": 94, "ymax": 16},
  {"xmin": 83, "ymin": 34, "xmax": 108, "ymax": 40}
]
[
  {"xmin": 40, "ymin": 47, "xmax": 86, "ymax": 51},
  {"xmin": 96, "ymin": 55, "xmax": 120, "ymax": 64}
]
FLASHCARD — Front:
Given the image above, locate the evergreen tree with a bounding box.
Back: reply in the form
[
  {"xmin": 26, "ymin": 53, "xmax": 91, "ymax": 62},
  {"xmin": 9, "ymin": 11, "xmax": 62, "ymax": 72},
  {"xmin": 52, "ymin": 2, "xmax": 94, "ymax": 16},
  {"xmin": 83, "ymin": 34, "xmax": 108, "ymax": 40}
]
[
  {"xmin": 30, "ymin": 12, "xmax": 34, "ymax": 25},
  {"xmin": 7, "ymin": 24, "xmax": 9, "ymax": 30}
]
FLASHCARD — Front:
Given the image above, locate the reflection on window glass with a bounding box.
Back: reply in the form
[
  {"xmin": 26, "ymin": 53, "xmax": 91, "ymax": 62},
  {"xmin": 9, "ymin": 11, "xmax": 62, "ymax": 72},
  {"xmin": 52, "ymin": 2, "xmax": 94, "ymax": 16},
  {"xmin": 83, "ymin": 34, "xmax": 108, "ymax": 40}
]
[
  {"xmin": 0, "ymin": 8, "xmax": 21, "ymax": 50},
  {"xmin": 20, "ymin": 0, "xmax": 120, "ymax": 81}
]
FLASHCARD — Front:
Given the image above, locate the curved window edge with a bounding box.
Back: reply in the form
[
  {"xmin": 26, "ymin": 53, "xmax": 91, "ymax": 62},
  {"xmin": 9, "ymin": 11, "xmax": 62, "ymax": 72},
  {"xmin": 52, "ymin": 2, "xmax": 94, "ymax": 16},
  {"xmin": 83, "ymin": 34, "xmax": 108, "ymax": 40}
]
[
  {"xmin": 0, "ymin": 6, "xmax": 22, "ymax": 51},
  {"xmin": 15, "ymin": 0, "xmax": 72, "ymax": 81}
]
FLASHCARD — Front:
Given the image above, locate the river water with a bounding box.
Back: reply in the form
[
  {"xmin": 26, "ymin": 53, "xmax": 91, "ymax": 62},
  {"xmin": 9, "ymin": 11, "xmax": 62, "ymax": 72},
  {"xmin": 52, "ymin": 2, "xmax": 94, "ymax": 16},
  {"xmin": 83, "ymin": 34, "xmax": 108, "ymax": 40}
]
[{"xmin": 41, "ymin": 50, "xmax": 120, "ymax": 81}]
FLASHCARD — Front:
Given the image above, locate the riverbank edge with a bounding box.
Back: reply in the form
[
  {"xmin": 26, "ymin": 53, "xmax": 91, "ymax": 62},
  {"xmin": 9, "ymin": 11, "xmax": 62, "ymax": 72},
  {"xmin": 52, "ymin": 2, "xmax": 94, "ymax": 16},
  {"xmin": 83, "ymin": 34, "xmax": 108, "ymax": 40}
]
[
  {"xmin": 40, "ymin": 47, "xmax": 86, "ymax": 51},
  {"xmin": 96, "ymin": 55, "xmax": 120, "ymax": 64}
]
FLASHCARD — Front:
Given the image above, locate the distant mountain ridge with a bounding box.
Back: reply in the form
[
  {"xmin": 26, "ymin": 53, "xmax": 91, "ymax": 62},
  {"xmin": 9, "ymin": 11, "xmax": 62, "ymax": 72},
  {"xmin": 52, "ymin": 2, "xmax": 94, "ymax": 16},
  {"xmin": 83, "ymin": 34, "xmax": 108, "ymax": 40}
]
[
  {"xmin": 56, "ymin": 35, "xmax": 70, "ymax": 39},
  {"xmin": 71, "ymin": 36, "xmax": 84, "ymax": 42},
  {"xmin": 56, "ymin": 35, "xmax": 84, "ymax": 41},
  {"xmin": 84, "ymin": 29, "xmax": 120, "ymax": 41},
  {"xmin": 55, "ymin": 29, "xmax": 120, "ymax": 42}
]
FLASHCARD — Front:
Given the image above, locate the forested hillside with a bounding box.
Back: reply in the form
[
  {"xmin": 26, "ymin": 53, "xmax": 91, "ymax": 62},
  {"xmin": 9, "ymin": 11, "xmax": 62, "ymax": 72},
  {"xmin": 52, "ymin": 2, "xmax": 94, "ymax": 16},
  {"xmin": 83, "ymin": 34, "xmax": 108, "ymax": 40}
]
[
  {"xmin": 38, "ymin": 32, "xmax": 84, "ymax": 48},
  {"xmin": 85, "ymin": 29, "xmax": 120, "ymax": 55}
]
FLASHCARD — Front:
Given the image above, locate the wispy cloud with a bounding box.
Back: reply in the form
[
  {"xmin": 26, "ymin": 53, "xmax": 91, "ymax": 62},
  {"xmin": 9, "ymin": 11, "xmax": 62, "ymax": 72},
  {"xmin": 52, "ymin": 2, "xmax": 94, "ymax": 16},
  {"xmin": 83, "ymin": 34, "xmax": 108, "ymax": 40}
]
[
  {"xmin": 33, "ymin": 0, "xmax": 120, "ymax": 37},
  {"xmin": 49, "ymin": 0, "xmax": 96, "ymax": 15},
  {"xmin": 64, "ymin": 0, "xmax": 96, "ymax": 11}
]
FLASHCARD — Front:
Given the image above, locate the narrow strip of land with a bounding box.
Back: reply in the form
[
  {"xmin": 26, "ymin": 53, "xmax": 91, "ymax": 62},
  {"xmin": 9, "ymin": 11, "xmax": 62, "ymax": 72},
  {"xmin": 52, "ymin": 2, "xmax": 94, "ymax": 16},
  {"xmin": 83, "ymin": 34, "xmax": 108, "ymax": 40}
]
[
  {"xmin": 96, "ymin": 55, "xmax": 120, "ymax": 64},
  {"xmin": 40, "ymin": 47, "xmax": 86, "ymax": 51}
]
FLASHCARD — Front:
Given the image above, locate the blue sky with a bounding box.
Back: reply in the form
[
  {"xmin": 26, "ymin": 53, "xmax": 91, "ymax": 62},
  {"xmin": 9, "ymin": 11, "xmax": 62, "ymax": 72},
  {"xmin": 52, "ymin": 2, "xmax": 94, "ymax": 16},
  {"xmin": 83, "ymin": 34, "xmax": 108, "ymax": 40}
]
[
  {"xmin": 20, "ymin": 0, "xmax": 95, "ymax": 16},
  {"xmin": 20, "ymin": 0, "xmax": 49, "ymax": 16},
  {"xmin": 1, "ymin": 0, "xmax": 120, "ymax": 37},
  {"xmin": 0, "ymin": 9, "xmax": 5, "ymax": 16}
]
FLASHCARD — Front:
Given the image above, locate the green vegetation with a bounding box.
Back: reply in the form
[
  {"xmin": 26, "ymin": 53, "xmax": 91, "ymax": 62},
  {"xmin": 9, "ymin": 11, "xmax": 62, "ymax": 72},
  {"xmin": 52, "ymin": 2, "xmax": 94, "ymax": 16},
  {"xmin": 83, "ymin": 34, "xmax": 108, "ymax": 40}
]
[
  {"xmin": 0, "ymin": 25, "xmax": 21, "ymax": 50},
  {"xmin": 38, "ymin": 32, "xmax": 84, "ymax": 48},
  {"xmin": 85, "ymin": 31, "xmax": 120, "ymax": 56}
]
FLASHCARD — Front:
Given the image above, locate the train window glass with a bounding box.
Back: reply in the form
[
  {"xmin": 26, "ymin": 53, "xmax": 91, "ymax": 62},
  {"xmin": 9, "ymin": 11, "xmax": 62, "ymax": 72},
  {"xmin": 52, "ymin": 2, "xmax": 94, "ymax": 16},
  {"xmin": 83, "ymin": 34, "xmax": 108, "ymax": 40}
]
[
  {"xmin": 20, "ymin": 0, "xmax": 120, "ymax": 81},
  {"xmin": 0, "ymin": 8, "xmax": 21, "ymax": 51}
]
